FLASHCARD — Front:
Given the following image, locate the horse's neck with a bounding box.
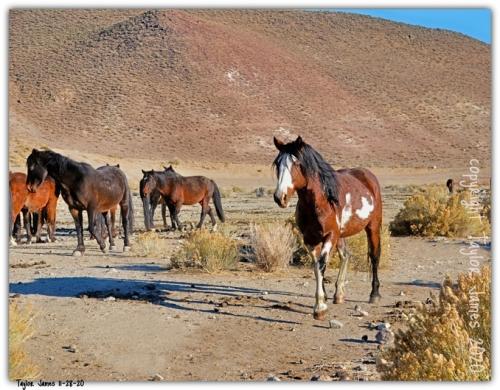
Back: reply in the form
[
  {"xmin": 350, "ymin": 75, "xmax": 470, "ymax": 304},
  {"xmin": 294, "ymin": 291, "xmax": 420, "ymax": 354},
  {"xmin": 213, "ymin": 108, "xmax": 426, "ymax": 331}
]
[
  {"xmin": 45, "ymin": 156, "xmax": 85, "ymax": 187},
  {"xmin": 297, "ymin": 181, "xmax": 333, "ymax": 215},
  {"xmin": 157, "ymin": 174, "xmax": 175, "ymax": 194}
]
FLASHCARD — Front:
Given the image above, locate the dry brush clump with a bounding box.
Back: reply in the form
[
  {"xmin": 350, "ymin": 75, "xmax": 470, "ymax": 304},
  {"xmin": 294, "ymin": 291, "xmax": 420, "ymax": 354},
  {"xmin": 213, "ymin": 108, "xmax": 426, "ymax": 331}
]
[
  {"xmin": 172, "ymin": 229, "xmax": 239, "ymax": 273},
  {"xmin": 389, "ymin": 187, "xmax": 490, "ymax": 238},
  {"xmin": 9, "ymin": 302, "xmax": 39, "ymax": 380},
  {"xmin": 250, "ymin": 222, "xmax": 296, "ymax": 272},
  {"xmin": 377, "ymin": 266, "xmax": 491, "ymax": 381},
  {"xmin": 133, "ymin": 231, "xmax": 170, "ymax": 258}
]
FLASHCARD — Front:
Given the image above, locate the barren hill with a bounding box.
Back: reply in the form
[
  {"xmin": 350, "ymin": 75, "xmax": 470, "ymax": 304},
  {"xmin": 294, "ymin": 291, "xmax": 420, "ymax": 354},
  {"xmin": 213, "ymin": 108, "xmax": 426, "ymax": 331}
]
[{"xmin": 9, "ymin": 9, "xmax": 491, "ymax": 168}]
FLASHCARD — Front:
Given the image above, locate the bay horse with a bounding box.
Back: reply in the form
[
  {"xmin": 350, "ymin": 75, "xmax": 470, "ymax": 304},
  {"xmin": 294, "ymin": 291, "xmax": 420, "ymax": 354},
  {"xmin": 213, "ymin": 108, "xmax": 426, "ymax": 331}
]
[
  {"xmin": 26, "ymin": 149, "xmax": 134, "ymax": 255},
  {"xmin": 272, "ymin": 136, "xmax": 383, "ymax": 320},
  {"xmin": 141, "ymin": 167, "xmax": 225, "ymax": 230},
  {"xmin": 9, "ymin": 171, "xmax": 59, "ymax": 245},
  {"xmin": 139, "ymin": 166, "xmax": 171, "ymax": 231}
]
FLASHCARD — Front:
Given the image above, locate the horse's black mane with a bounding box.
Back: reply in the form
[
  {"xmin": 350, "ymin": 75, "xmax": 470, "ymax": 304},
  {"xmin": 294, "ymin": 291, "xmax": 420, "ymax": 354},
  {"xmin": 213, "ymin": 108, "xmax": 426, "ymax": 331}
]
[{"xmin": 273, "ymin": 140, "xmax": 340, "ymax": 205}]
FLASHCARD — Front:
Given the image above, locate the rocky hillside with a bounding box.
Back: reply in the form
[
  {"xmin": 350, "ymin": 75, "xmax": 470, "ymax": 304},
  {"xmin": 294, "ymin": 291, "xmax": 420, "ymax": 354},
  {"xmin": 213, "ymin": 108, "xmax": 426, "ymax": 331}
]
[{"xmin": 9, "ymin": 9, "xmax": 491, "ymax": 168}]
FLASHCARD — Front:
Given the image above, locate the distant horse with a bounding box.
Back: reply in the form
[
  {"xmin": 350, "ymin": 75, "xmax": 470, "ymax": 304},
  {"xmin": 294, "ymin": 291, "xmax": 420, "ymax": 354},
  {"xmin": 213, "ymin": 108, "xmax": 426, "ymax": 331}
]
[
  {"xmin": 446, "ymin": 178, "xmax": 454, "ymax": 194},
  {"xmin": 272, "ymin": 136, "xmax": 383, "ymax": 320},
  {"xmin": 141, "ymin": 166, "xmax": 224, "ymax": 230},
  {"xmin": 139, "ymin": 166, "xmax": 174, "ymax": 231},
  {"xmin": 26, "ymin": 149, "xmax": 134, "ymax": 255},
  {"xmin": 9, "ymin": 171, "xmax": 59, "ymax": 244}
]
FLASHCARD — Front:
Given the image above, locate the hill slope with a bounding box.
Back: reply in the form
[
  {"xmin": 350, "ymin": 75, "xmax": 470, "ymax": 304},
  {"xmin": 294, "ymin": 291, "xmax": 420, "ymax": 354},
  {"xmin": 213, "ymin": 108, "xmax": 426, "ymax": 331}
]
[{"xmin": 9, "ymin": 9, "xmax": 491, "ymax": 168}]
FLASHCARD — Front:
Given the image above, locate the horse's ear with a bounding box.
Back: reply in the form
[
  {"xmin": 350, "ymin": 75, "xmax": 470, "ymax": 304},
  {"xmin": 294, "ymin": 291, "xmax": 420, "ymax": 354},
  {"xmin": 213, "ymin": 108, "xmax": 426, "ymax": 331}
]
[
  {"xmin": 142, "ymin": 169, "xmax": 146, "ymax": 174},
  {"xmin": 31, "ymin": 148, "xmax": 38, "ymax": 156},
  {"xmin": 273, "ymin": 137, "xmax": 284, "ymax": 150},
  {"xmin": 295, "ymin": 136, "xmax": 304, "ymax": 147},
  {"xmin": 116, "ymin": 164, "xmax": 120, "ymax": 168}
]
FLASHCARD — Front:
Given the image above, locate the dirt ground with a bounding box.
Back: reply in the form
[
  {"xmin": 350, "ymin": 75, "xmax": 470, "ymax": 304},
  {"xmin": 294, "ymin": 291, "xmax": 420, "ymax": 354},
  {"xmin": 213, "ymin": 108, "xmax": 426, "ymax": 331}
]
[{"xmin": 8, "ymin": 170, "xmax": 491, "ymax": 382}]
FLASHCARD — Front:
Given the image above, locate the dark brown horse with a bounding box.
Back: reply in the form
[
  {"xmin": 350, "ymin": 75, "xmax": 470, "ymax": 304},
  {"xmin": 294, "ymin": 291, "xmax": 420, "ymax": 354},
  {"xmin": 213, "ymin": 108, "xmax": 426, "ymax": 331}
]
[
  {"xmin": 26, "ymin": 149, "xmax": 134, "ymax": 255},
  {"xmin": 141, "ymin": 167, "xmax": 224, "ymax": 230},
  {"xmin": 272, "ymin": 136, "xmax": 383, "ymax": 320},
  {"xmin": 10, "ymin": 171, "xmax": 59, "ymax": 245},
  {"xmin": 139, "ymin": 166, "xmax": 172, "ymax": 231}
]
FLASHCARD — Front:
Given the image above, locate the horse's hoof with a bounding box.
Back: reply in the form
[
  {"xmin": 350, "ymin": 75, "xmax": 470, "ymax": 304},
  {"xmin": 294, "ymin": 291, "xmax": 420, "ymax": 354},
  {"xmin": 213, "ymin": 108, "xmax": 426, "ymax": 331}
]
[
  {"xmin": 313, "ymin": 309, "xmax": 328, "ymax": 321},
  {"xmin": 369, "ymin": 295, "xmax": 381, "ymax": 304},
  {"xmin": 333, "ymin": 294, "xmax": 345, "ymax": 304},
  {"xmin": 123, "ymin": 246, "xmax": 131, "ymax": 252},
  {"xmin": 73, "ymin": 250, "xmax": 83, "ymax": 257},
  {"xmin": 101, "ymin": 247, "xmax": 108, "ymax": 254},
  {"xmin": 10, "ymin": 238, "xmax": 17, "ymax": 247},
  {"xmin": 110, "ymin": 245, "xmax": 117, "ymax": 251}
]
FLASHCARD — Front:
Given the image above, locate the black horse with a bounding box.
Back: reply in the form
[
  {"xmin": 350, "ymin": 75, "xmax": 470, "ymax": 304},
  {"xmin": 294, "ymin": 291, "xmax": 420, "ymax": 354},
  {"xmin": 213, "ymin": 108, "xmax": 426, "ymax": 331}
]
[{"xmin": 26, "ymin": 149, "xmax": 134, "ymax": 255}]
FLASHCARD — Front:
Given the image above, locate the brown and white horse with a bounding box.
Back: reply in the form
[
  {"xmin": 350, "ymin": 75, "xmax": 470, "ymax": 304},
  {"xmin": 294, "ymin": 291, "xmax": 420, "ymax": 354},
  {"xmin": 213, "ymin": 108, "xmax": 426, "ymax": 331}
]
[{"xmin": 272, "ymin": 136, "xmax": 383, "ymax": 320}]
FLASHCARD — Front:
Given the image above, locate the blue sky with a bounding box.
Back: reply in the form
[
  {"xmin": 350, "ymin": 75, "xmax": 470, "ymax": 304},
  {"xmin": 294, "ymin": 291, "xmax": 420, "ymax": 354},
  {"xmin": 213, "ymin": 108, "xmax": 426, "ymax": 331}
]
[{"xmin": 334, "ymin": 9, "xmax": 491, "ymax": 44}]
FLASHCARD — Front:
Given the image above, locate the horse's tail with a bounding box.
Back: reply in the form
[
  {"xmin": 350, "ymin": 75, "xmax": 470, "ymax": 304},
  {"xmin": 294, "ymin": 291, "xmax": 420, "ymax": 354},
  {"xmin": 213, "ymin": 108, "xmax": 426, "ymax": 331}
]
[{"xmin": 212, "ymin": 181, "xmax": 225, "ymax": 222}]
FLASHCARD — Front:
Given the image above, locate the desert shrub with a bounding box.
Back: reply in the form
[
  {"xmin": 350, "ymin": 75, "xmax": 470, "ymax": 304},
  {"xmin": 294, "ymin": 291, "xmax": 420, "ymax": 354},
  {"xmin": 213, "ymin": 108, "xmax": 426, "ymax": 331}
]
[
  {"xmin": 255, "ymin": 187, "xmax": 266, "ymax": 197},
  {"xmin": 9, "ymin": 302, "xmax": 39, "ymax": 380},
  {"xmin": 330, "ymin": 225, "xmax": 391, "ymax": 272},
  {"xmin": 232, "ymin": 186, "xmax": 244, "ymax": 193},
  {"xmin": 172, "ymin": 229, "xmax": 239, "ymax": 273},
  {"xmin": 133, "ymin": 231, "xmax": 170, "ymax": 258},
  {"xmin": 250, "ymin": 223, "xmax": 296, "ymax": 272},
  {"xmin": 389, "ymin": 187, "xmax": 490, "ymax": 237},
  {"xmin": 378, "ymin": 266, "xmax": 491, "ymax": 381}
]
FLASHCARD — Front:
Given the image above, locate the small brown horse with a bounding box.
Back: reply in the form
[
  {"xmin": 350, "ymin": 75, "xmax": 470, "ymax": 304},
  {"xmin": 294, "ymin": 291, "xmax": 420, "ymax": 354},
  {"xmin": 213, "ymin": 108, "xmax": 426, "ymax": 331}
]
[
  {"xmin": 141, "ymin": 167, "xmax": 225, "ymax": 230},
  {"xmin": 273, "ymin": 136, "xmax": 383, "ymax": 320},
  {"xmin": 9, "ymin": 171, "xmax": 59, "ymax": 244},
  {"xmin": 26, "ymin": 149, "xmax": 134, "ymax": 255}
]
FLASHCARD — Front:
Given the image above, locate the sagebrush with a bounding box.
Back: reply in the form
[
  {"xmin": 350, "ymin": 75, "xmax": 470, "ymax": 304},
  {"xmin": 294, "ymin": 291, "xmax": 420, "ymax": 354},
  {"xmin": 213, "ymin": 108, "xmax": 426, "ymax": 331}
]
[
  {"xmin": 378, "ymin": 266, "xmax": 491, "ymax": 381},
  {"xmin": 389, "ymin": 187, "xmax": 490, "ymax": 237},
  {"xmin": 133, "ymin": 231, "xmax": 170, "ymax": 258},
  {"xmin": 9, "ymin": 302, "xmax": 39, "ymax": 380},
  {"xmin": 250, "ymin": 223, "xmax": 296, "ymax": 272},
  {"xmin": 172, "ymin": 229, "xmax": 239, "ymax": 273}
]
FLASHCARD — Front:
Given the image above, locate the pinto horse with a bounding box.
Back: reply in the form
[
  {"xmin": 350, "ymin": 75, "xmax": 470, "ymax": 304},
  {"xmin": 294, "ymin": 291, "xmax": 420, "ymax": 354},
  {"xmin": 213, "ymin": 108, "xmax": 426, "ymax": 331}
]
[
  {"xmin": 141, "ymin": 167, "xmax": 225, "ymax": 230},
  {"xmin": 272, "ymin": 136, "xmax": 383, "ymax": 320},
  {"xmin": 26, "ymin": 149, "xmax": 134, "ymax": 255},
  {"xmin": 10, "ymin": 171, "xmax": 59, "ymax": 244}
]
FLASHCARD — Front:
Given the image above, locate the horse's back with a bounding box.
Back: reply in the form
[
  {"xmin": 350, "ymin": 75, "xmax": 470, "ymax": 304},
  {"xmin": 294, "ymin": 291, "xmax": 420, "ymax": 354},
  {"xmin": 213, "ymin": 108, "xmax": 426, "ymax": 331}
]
[{"xmin": 337, "ymin": 167, "xmax": 381, "ymax": 200}]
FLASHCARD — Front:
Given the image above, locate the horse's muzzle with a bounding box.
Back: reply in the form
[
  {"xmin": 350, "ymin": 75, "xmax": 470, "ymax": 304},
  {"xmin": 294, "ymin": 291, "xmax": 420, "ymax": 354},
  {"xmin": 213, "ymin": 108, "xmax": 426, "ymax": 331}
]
[{"xmin": 273, "ymin": 192, "xmax": 289, "ymax": 208}]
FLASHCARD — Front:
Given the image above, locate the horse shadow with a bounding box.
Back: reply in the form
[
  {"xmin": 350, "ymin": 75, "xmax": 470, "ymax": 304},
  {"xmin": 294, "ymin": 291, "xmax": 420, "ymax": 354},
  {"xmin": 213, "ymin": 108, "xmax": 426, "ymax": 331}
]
[{"xmin": 9, "ymin": 276, "xmax": 304, "ymax": 324}]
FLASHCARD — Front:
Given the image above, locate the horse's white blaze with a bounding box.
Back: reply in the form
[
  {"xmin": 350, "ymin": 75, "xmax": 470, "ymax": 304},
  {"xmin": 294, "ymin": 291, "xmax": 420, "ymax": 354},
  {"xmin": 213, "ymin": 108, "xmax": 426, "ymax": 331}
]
[
  {"xmin": 276, "ymin": 154, "xmax": 295, "ymax": 197},
  {"xmin": 355, "ymin": 196, "xmax": 374, "ymax": 219},
  {"xmin": 340, "ymin": 193, "xmax": 352, "ymax": 230}
]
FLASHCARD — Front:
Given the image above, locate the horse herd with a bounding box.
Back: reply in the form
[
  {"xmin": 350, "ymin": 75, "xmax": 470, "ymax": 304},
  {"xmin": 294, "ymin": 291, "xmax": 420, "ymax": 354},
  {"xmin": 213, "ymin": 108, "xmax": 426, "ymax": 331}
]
[{"xmin": 10, "ymin": 136, "xmax": 384, "ymax": 319}]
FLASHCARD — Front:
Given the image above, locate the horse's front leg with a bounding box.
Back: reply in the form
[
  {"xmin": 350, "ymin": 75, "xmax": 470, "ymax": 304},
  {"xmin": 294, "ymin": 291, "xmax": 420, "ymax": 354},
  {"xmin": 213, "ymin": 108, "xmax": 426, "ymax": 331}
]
[
  {"xmin": 23, "ymin": 209, "xmax": 33, "ymax": 244},
  {"xmin": 69, "ymin": 208, "xmax": 85, "ymax": 256},
  {"xmin": 312, "ymin": 236, "xmax": 335, "ymax": 320},
  {"xmin": 333, "ymin": 238, "xmax": 350, "ymax": 304}
]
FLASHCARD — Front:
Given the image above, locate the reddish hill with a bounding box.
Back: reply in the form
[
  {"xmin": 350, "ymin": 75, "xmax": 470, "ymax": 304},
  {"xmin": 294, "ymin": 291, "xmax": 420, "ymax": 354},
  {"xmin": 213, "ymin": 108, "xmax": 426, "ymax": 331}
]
[{"xmin": 9, "ymin": 9, "xmax": 491, "ymax": 168}]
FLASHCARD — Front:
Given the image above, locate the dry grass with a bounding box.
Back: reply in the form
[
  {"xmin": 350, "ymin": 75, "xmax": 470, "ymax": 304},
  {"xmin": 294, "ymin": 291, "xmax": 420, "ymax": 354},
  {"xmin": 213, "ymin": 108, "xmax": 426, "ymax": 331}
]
[
  {"xmin": 9, "ymin": 302, "xmax": 39, "ymax": 380},
  {"xmin": 250, "ymin": 223, "xmax": 296, "ymax": 272},
  {"xmin": 378, "ymin": 266, "xmax": 491, "ymax": 381},
  {"xmin": 389, "ymin": 187, "xmax": 490, "ymax": 238},
  {"xmin": 133, "ymin": 231, "xmax": 170, "ymax": 258},
  {"xmin": 172, "ymin": 229, "xmax": 239, "ymax": 273}
]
